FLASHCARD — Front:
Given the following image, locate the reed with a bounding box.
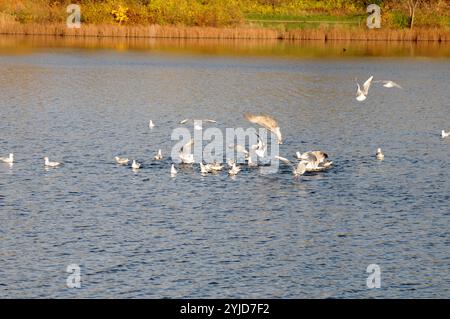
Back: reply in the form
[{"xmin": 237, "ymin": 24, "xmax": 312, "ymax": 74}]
[{"xmin": 0, "ymin": 22, "xmax": 449, "ymax": 41}]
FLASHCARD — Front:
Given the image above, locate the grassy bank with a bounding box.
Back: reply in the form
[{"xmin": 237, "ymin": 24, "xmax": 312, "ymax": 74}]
[
  {"xmin": 1, "ymin": 22, "xmax": 449, "ymax": 42},
  {"xmin": 0, "ymin": 1, "xmax": 449, "ymax": 41}
]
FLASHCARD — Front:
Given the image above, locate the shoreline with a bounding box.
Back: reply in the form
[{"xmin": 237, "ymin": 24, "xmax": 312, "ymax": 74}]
[{"xmin": 1, "ymin": 23, "xmax": 449, "ymax": 42}]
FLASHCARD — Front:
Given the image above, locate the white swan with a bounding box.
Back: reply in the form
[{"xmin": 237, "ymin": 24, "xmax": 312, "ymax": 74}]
[
  {"xmin": 0, "ymin": 153, "xmax": 14, "ymax": 164},
  {"xmin": 44, "ymin": 157, "xmax": 61, "ymax": 167},
  {"xmin": 355, "ymin": 76, "xmax": 373, "ymax": 101},
  {"xmin": 115, "ymin": 156, "xmax": 129, "ymax": 165},
  {"xmin": 244, "ymin": 113, "xmax": 283, "ymax": 144},
  {"xmin": 376, "ymin": 148, "xmax": 384, "ymax": 160},
  {"xmin": 131, "ymin": 160, "xmax": 141, "ymax": 169},
  {"xmin": 154, "ymin": 149, "xmax": 163, "ymax": 160},
  {"xmin": 442, "ymin": 130, "xmax": 449, "ymax": 138}
]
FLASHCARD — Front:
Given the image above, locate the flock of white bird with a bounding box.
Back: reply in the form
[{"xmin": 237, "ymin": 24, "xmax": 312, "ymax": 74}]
[{"xmin": 1, "ymin": 76, "xmax": 448, "ymax": 176}]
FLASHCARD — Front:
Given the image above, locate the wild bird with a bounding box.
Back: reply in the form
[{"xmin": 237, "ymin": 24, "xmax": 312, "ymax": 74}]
[
  {"xmin": 179, "ymin": 118, "xmax": 217, "ymax": 130},
  {"xmin": 154, "ymin": 149, "xmax": 163, "ymax": 160},
  {"xmin": 149, "ymin": 120, "xmax": 155, "ymax": 129},
  {"xmin": 200, "ymin": 163, "xmax": 212, "ymax": 174},
  {"xmin": 376, "ymin": 148, "xmax": 384, "ymax": 160},
  {"xmin": 244, "ymin": 113, "xmax": 283, "ymax": 144},
  {"xmin": 44, "ymin": 156, "xmax": 61, "ymax": 167},
  {"xmin": 251, "ymin": 133, "xmax": 267, "ymax": 158},
  {"xmin": 114, "ymin": 156, "xmax": 129, "ymax": 165},
  {"xmin": 275, "ymin": 156, "xmax": 307, "ymax": 177},
  {"xmin": 376, "ymin": 80, "xmax": 403, "ymax": 89},
  {"xmin": 209, "ymin": 161, "xmax": 223, "ymax": 171},
  {"xmin": 228, "ymin": 162, "xmax": 241, "ymax": 176},
  {"xmin": 247, "ymin": 155, "xmax": 257, "ymax": 168},
  {"xmin": 295, "ymin": 151, "xmax": 333, "ymax": 172},
  {"xmin": 170, "ymin": 164, "xmax": 177, "ymax": 176},
  {"xmin": 179, "ymin": 139, "xmax": 195, "ymax": 164},
  {"xmin": 355, "ymin": 75, "xmax": 374, "ymax": 102},
  {"xmin": 228, "ymin": 143, "xmax": 249, "ymax": 159},
  {"xmin": 0, "ymin": 153, "xmax": 14, "ymax": 164},
  {"xmin": 442, "ymin": 130, "xmax": 450, "ymax": 138},
  {"xmin": 131, "ymin": 160, "xmax": 141, "ymax": 169}
]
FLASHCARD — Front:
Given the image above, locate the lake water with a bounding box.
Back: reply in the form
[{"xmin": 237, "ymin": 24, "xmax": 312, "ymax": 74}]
[{"xmin": 0, "ymin": 37, "xmax": 449, "ymax": 298}]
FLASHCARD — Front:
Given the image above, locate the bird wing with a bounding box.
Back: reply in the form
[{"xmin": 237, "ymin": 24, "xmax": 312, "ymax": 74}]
[
  {"xmin": 179, "ymin": 119, "xmax": 191, "ymax": 124},
  {"xmin": 275, "ymin": 156, "xmax": 293, "ymax": 167},
  {"xmin": 363, "ymin": 76, "xmax": 373, "ymax": 94},
  {"xmin": 244, "ymin": 113, "xmax": 279, "ymax": 131},
  {"xmin": 203, "ymin": 119, "xmax": 217, "ymax": 123}
]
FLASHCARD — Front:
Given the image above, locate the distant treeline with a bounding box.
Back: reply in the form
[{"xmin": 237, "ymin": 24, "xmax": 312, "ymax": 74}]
[{"xmin": 0, "ymin": 0, "xmax": 449, "ymax": 29}]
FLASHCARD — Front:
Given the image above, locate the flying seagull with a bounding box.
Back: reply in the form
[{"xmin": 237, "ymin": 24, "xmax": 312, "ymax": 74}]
[
  {"xmin": 355, "ymin": 76, "xmax": 373, "ymax": 102},
  {"xmin": 244, "ymin": 113, "xmax": 283, "ymax": 144},
  {"xmin": 251, "ymin": 133, "xmax": 267, "ymax": 158},
  {"xmin": 375, "ymin": 80, "xmax": 403, "ymax": 89}
]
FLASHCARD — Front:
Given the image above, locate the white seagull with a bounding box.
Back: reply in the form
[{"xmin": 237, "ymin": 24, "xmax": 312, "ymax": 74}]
[
  {"xmin": 171, "ymin": 164, "xmax": 177, "ymax": 176},
  {"xmin": 228, "ymin": 163, "xmax": 241, "ymax": 176},
  {"xmin": 355, "ymin": 75, "xmax": 373, "ymax": 101},
  {"xmin": 244, "ymin": 113, "xmax": 283, "ymax": 144},
  {"xmin": 154, "ymin": 149, "xmax": 163, "ymax": 160},
  {"xmin": 0, "ymin": 153, "xmax": 14, "ymax": 164},
  {"xmin": 275, "ymin": 156, "xmax": 307, "ymax": 177},
  {"xmin": 376, "ymin": 148, "xmax": 384, "ymax": 160},
  {"xmin": 295, "ymin": 151, "xmax": 333, "ymax": 171},
  {"xmin": 179, "ymin": 139, "xmax": 195, "ymax": 164},
  {"xmin": 115, "ymin": 156, "xmax": 129, "ymax": 165},
  {"xmin": 131, "ymin": 160, "xmax": 141, "ymax": 169},
  {"xmin": 149, "ymin": 120, "xmax": 155, "ymax": 129},
  {"xmin": 44, "ymin": 157, "xmax": 61, "ymax": 167},
  {"xmin": 379, "ymin": 80, "xmax": 402, "ymax": 89},
  {"xmin": 442, "ymin": 130, "xmax": 449, "ymax": 138},
  {"xmin": 252, "ymin": 133, "xmax": 267, "ymax": 158}
]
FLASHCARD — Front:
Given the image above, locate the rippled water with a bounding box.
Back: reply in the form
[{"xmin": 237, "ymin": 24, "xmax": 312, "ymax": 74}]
[{"xmin": 0, "ymin": 40, "xmax": 449, "ymax": 298}]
